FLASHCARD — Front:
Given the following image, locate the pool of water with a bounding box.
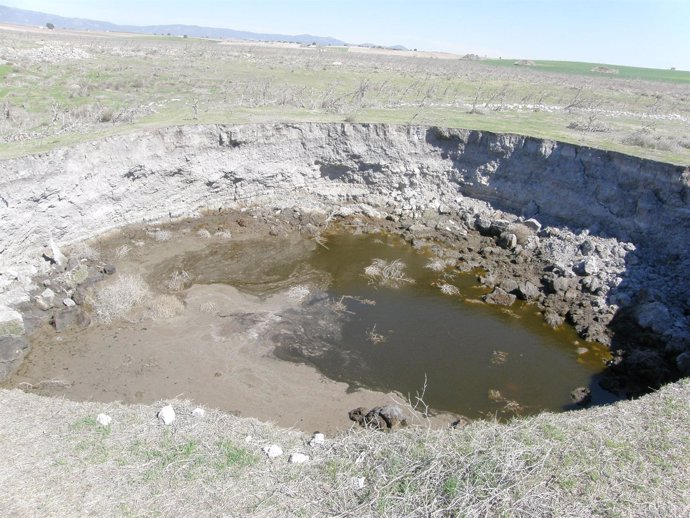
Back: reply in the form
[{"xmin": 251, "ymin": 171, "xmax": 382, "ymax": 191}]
[{"xmin": 159, "ymin": 231, "xmax": 616, "ymax": 419}]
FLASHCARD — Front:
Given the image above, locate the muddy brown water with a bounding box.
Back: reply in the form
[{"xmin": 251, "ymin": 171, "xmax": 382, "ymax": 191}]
[{"xmin": 7, "ymin": 227, "xmax": 616, "ymax": 432}]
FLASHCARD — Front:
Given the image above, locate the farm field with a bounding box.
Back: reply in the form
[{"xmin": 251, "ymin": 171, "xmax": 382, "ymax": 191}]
[{"xmin": 1, "ymin": 25, "xmax": 689, "ymax": 163}]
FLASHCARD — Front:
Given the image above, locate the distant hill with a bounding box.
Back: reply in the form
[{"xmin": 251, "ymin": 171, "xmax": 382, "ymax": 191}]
[{"xmin": 0, "ymin": 4, "xmax": 347, "ymax": 46}]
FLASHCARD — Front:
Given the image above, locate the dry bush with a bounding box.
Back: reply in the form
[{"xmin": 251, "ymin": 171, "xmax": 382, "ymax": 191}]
[
  {"xmin": 437, "ymin": 283, "xmax": 460, "ymax": 296},
  {"xmin": 364, "ymin": 258, "xmax": 415, "ymax": 288},
  {"xmin": 115, "ymin": 244, "xmax": 131, "ymax": 258},
  {"xmin": 68, "ymin": 241, "xmax": 100, "ymax": 261},
  {"xmin": 98, "ymin": 107, "xmax": 113, "ymax": 123},
  {"xmin": 287, "ymin": 285, "xmax": 310, "ymax": 302},
  {"xmin": 94, "ymin": 273, "xmax": 151, "ymax": 323},
  {"xmin": 622, "ymin": 130, "xmax": 679, "ymax": 151},
  {"xmin": 152, "ymin": 230, "xmax": 172, "ymax": 242},
  {"xmin": 165, "ymin": 270, "xmax": 191, "ymax": 292},
  {"xmin": 198, "ymin": 301, "xmax": 218, "ymax": 314},
  {"xmin": 424, "ymin": 257, "xmax": 453, "ymax": 272},
  {"xmin": 146, "ymin": 294, "xmax": 185, "ymax": 320},
  {"xmin": 510, "ymin": 223, "xmax": 535, "ymax": 245},
  {"xmin": 214, "ymin": 230, "xmax": 232, "ymax": 239},
  {"xmin": 366, "ymin": 324, "xmax": 387, "ymax": 344}
]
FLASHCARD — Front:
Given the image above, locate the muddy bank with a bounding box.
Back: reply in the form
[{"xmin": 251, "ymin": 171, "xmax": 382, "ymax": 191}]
[{"xmin": 1, "ymin": 123, "xmax": 689, "ymax": 398}]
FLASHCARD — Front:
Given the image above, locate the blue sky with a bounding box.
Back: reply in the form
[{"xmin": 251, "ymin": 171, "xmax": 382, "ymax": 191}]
[{"xmin": 5, "ymin": 0, "xmax": 690, "ymax": 69}]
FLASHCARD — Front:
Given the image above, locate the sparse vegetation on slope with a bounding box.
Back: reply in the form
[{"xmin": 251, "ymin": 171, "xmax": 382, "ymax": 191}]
[{"xmin": 0, "ymin": 381, "xmax": 688, "ymax": 517}]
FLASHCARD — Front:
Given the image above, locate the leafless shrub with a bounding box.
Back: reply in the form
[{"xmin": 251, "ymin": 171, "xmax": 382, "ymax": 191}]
[
  {"xmin": 591, "ymin": 66, "xmax": 619, "ymax": 74},
  {"xmin": 622, "ymin": 131, "xmax": 679, "ymax": 151},
  {"xmin": 566, "ymin": 114, "xmax": 610, "ymax": 133}
]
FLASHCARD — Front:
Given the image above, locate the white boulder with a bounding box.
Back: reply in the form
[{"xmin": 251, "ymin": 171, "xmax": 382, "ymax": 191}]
[
  {"xmin": 262, "ymin": 444, "xmax": 283, "ymax": 458},
  {"xmin": 96, "ymin": 413, "xmax": 112, "ymax": 426},
  {"xmin": 157, "ymin": 405, "xmax": 176, "ymax": 425},
  {"xmin": 309, "ymin": 432, "xmax": 325, "ymax": 447},
  {"xmin": 288, "ymin": 453, "xmax": 309, "ymax": 464}
]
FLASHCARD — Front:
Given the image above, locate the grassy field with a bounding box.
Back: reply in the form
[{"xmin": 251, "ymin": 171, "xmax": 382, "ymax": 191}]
[
  {"xmin": 478, "ymin": 59, "xmax": 690, "ymax": 84},
  {"xmin": 1, "ymin": 27, "xmax": 689, "ymax": 163}
]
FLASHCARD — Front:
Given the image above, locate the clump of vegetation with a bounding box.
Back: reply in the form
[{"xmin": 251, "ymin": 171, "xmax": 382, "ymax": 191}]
[
  {"xmin": 164, "ymin": 270, "xmax": 191, "ymax": 292},
  {"xmin": 115, "ymin": 244, "xmax": 132, "ymax": 258},
  {"xmin": 68, "ymin": 241, "xmax": 100, "ymax": 261},
  {"xmin": 437, "ymin": 283, "xmax": 460, "ymax": 296},
  {"xmin": 146, "ymin": 294, "xmax": 185, "ymax": 320},
  {"xmin": 364, "ymin": 258, "xmax": 415, "ymax": 288},
  {"xmin": 366, "ymin": 324, "xmax": 387, "ymax": 344},
  {"xmin": 152, "ymin": 230, "xmax": 172, "ymax": 242},
  {"xmin": 424, "ymin": 257, "xmax": 454, "ymax": 272},
  {"xmin": 94, "ymin": 273, "xmax": 151, "ymax": 323}
]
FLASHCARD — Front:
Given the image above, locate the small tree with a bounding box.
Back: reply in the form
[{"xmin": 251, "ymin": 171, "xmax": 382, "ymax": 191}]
[{"xmin": 46, "ymin": 22, "xmax": 54, "ymax": 30}]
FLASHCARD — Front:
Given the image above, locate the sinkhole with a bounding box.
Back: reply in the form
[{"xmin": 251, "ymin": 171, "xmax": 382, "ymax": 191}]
[{"xmin": 1, "ymin": 124, "xmax": 688, "ymax": 433}]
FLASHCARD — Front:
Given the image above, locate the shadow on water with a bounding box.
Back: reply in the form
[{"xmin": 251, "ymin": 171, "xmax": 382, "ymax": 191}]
[{"xmin": 422, "ymin": 128, "xmax": 689, "ymax": 409}]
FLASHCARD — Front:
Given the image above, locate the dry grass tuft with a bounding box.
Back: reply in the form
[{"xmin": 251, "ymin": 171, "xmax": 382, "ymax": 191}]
[
  {"xmin": 198, "ymin": 301, "xmax": 218, "ymax": 314},
  {"xmin": 366, "ymin": 324, "xmax": 387, "ymax": 344},
  {"xmin": 165, "ymin": 270, "xmax": 191, "ymax": 292},
  {"xmin": 93, "ymin": 273, "xmax": 151, "ymax": 323},
  {"xmin": 115, "ymin": 244, "xmax": 131, "ymax": 258},
  {"xmin": 146, "ymin": 294, "xmax": 185, "ymax": 320},
  {"xmin": 152, "ymin": 230, "xmax": 172, "ymax": 242},
  {"xmin": 437, "ymin": 283, "xmax": 460, "ymax": 296},
  {"xmin": 364, "ymin": 258, "xmax": 415, "ymax": 288},
  {"xmin": 424, "ymin": 257, "xmax": 454, "ymax": 272},
  {"xmin": 68, "ymin": 241, "xmax": 100, "ymax": 261}
]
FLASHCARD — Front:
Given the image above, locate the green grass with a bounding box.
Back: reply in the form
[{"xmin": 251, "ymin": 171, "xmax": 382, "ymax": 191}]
[
  {"xmin": 216, "ymin": 440, "xmax": 258, "ymax": 470},
  {"xmin": 478, "ymin": 58, "xmax": 690, "ymax": 83}
]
